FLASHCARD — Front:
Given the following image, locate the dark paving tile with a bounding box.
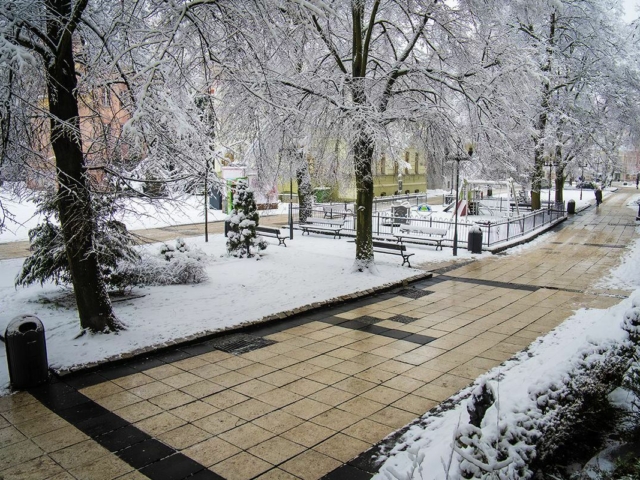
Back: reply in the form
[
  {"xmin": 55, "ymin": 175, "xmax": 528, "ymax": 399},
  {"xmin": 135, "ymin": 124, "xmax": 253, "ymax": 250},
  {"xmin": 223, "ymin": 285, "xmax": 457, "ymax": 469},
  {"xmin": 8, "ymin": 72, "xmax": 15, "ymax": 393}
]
[
  {"xmin": 139, "ymin": 453, "xmax": 205, "ymax": 480},
  {"xmin": 356, "ymin": 316, "xmax": 384, "ymax": 325},
  {"xmin": 322, "ymin": 464, "xmax": 373, "ymax": 480},
  {"xmin": 31, "ymin": 382, "xmax": 91, "ymax": 410},
  {"xmin": 248, "ymin": 323, "xmax": 290, "ymax": 336},
  {"xmin": 402, "ymin": 334, "xmax": 436, "ymax": 345},
  {"xmin": 117, "ymin": 439, "xmax": 175, "ymax": 469},
  {"xmin": 95, "ymin": 424, "xmax": 150, "ymax": 452},
  {"xmin": 337, "ymin": 320, "xmax": 368, "ymax": 330},
  {"xmin": 62, "ymin": 372, "xmax": 108, "ymax": 389},
  {"xmin": 321, "ymin": 317, "xmax": 350, "ymax": 326},
  {"xmin": 380, "ymin": 329, "xmax": 413, "ymax": 340},
  {"xmin": 359, "ymin": 324, "xmax": 390, "ymax": 336},
  {"xmin": 153, "ymin": 349, "xmax": 192, "ymax": 363},
  {"xmin": 130, "ymin": 357, "xmax": 167, "ymax": 372},
  {"xmin": 181, "ymin": 342, "xmax": 218, "ymax": 356},
  {"xmin": 56, "ymin": 398, "xmax": 111, "ymax": 424},
  {"xmin": 347, "ymin": 448, "xmax": 386, "ymax": 475},
  {"xmin": 76, "ymin": 412, "xmax": 129, "ymax": 437},
  {"xmin": 99, "ymin": 365, "xmax": 139, "ymax": 380}
]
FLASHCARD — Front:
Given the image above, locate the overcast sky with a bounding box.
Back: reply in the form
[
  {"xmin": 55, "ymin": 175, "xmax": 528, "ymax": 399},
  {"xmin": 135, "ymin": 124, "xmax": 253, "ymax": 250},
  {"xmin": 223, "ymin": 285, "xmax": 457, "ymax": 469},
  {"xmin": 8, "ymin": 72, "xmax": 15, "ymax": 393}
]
[{"xmin": 623, "ymin": 0, "xmax": 640, "ymax": 23}]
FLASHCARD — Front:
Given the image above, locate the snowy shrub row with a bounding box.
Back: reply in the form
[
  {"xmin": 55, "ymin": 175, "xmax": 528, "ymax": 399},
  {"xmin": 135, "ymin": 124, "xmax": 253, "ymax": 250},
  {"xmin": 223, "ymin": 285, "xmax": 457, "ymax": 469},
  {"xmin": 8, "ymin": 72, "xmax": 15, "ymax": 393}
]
[
  {"xmin": 455, "ymin": 342, "xmax": 632, "ymax": 479},
  {"xmin": 111, "ymin": 238, "xmax": 208, "ymax": 288}
]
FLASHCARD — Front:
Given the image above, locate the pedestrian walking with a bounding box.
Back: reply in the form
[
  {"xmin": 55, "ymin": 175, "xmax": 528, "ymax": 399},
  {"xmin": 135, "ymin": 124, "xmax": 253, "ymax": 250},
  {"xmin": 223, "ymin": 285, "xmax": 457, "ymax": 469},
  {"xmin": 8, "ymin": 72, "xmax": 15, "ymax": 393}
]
[{"xmin": 595, "ymin": 186, "xmax": 603, "ymax": 206}]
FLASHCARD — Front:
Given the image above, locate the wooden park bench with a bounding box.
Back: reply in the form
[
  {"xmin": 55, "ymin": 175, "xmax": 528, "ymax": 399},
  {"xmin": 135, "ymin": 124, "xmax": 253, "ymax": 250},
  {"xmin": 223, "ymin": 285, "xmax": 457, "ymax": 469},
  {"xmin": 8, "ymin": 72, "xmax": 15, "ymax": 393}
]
[
  {"xmin": 322, "ymin": 205, "xmax": 352, "ymax": 219},
  {"xmin": 373, "ymin": 240, "xmax": 414, "ymax": 267},
  {"xmin": 256, "ymin": 226, "xmax": 287, "ymax": 246},
  {"xmin": 300, "ymin": 218, "xmax": 345, "ymax": 239},
  {"xmin": 394, "ymin": 226, "xmax": 448, "ymax": 251}
]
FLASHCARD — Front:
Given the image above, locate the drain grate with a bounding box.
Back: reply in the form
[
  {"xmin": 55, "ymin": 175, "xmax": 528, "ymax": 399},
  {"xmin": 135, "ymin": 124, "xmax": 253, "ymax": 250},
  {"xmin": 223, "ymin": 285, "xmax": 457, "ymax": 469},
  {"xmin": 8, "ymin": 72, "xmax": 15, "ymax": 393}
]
[
  {"xmin": 395, "ymin": 288, "xmax": 433, "ymax": 299},
  {"xmin": 389, "ymin": 315, "xmax": 419, "ymax": 324},
  {"xmin": 208, "ymin": 333, "xmax": 276, "ymax": 355},
  {"xmin": 355, "ymin": 316, "xmax": 384, "ymax": 325}
]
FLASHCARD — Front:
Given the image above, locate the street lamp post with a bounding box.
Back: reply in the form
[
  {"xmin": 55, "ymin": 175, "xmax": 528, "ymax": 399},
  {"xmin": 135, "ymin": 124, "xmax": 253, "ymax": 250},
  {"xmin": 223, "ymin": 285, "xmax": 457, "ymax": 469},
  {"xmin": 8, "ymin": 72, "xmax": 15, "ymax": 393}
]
[
  {"xmin": 452, "ymin": 148, "xmax": 473, "ymax": 256},
  {"xmin": 579, "ymin": 163, "xmax": 586, "ymax": 200},
  {"xmin": 543, "ymin": 159, "xmax": 557, "ymax": 210}
]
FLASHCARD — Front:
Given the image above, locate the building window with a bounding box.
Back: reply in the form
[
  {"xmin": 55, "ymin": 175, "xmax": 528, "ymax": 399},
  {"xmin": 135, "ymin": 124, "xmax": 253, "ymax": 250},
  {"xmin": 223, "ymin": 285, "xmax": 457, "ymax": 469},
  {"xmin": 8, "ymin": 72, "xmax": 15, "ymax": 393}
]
[
  {"xmin": 102, "ymin": 88, "xmax": 111, "ymax": 107},
  {"xmin": 404, "ymin": 151, "xmax": 409, "ymax": 174},
  {"xmin": 415, "ymin": 153, "xmax": 419, "ymax": 173},
  {"xmin": 381, "ymin": 155, "xmax": 386, "ymax": 175}
]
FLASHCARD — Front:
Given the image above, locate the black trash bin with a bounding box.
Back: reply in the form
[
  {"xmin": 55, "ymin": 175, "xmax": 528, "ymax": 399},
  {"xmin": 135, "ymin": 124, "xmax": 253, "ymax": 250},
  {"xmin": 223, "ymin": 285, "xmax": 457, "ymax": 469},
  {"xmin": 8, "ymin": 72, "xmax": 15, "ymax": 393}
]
[
  {"xmin": 5, "ymin": 315, "xmax": 49, "ymax": 390},
  {"xmin": 467, "ymin": 226, "xmax": 483, "ymax": 254},
  {"xmin": 567, "ymin": 199, "xmax": 576, "ymax": 214},
  {"xmin": 487, "ymin": 187, "xmax": 493, "ymax": 197}
]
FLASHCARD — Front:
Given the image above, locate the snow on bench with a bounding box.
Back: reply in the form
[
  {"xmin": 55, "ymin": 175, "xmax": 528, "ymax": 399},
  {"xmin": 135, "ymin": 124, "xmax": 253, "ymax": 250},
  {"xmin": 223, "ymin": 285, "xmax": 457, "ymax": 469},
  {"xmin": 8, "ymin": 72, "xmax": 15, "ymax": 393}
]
[
  {"xmin": 300, "ymin": 218, "xmax": 345, "ymax": 239},
  {"xmin": 394, "ymin": 226, "xmax": 448, "ymax": 251}
]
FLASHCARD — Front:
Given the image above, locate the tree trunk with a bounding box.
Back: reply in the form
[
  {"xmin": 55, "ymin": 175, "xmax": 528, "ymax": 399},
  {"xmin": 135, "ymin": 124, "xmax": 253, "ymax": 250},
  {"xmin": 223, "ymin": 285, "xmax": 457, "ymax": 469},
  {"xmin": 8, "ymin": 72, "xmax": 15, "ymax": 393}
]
[
  {"xmin": 531, "ymin": 11, "xmax": 556, "ymax": 211},
  {"xmin": 555, "ymin": 167, "xmax": 564, "ymax": 204},
  {"xmin": 354, "ymin": 131, "xmax": 374, "ymax": 270},
  {"xmin": 47, "ymin": 0, "xmax": 120, "ymax": 332},
  {"xmin": 296, "ymin": 153, "xmax": 313, "ymax": 223}
]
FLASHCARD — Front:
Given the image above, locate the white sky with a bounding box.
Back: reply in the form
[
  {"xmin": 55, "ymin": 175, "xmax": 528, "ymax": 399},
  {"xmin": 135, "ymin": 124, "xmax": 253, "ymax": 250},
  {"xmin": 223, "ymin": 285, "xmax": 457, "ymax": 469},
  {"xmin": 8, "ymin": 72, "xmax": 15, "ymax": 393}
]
[{"xmin": 622, "ymin": 0, "xmax": 640, "ymax": 23}]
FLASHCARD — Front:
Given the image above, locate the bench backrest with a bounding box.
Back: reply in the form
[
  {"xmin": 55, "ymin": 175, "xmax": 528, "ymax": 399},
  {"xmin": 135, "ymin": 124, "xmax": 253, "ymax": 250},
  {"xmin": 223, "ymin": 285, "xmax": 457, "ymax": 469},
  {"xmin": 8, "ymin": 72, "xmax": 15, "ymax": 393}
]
[
  {"xmin": 373, "ymin": 241, "xmax": 406, "ymax": 252},
  {"xmin": 256, "ymin": 226, "xmax": 280, "ymax": 234},
  {"xmin": 400, "ymin": 226, "xmax": 447, "ymax": 236},
  {"xmin": 306, "ymin": 218, "xmax": 344, "ymax": 226}
]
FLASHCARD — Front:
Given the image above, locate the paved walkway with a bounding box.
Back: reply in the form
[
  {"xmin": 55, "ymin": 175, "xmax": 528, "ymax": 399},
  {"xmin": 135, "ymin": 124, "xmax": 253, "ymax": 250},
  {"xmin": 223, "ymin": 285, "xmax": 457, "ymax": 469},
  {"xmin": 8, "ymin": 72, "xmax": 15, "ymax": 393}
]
[{"xmin": 0, "ymin": 190, "xmax": 636, "ymax": 479}]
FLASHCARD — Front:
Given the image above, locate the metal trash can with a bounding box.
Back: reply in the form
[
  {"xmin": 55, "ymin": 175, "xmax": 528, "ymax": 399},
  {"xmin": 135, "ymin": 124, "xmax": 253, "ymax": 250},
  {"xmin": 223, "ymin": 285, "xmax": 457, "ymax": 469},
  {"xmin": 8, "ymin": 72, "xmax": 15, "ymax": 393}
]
[
  {"xmin": 5, "ymin": 315, "xmax": 48, "ymax": 390},
  {"xmin": 467, "ymin": 225, "xmax": 483, "ymax": 254},
  {"xmin": 487, "ymin": 187, "xmax": 492, "ymax": 197},
  {"xmin": 567, "ymin": 199, "xmax": 576, "ymax": 214}
]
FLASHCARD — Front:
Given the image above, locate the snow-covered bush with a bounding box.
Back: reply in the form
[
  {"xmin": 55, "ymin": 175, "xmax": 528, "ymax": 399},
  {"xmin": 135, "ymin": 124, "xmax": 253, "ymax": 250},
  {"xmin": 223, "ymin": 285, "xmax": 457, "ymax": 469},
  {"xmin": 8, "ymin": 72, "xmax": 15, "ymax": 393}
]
[
  {"xmin": 112, "ymin": 238, "xmax": 207, "ymax": 288},
  {"xmin": 226, "ymin": 180, "xmax": 267, "ymax": 258},
  {"xmin": 454, "ymin": 339, "xmax": 633, "ymax": 479},
  {"xmin": 16, "ymin": 193, "xmax": 139, "ymax": 288}
]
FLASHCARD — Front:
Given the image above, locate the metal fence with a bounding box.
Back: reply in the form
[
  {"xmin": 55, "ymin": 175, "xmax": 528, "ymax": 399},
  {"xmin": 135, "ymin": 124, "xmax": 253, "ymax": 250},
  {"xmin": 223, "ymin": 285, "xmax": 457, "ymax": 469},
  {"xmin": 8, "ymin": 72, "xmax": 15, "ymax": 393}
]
[{"xmin": 290, "ymin": 201, "xmax": 566, "ymax": 249}]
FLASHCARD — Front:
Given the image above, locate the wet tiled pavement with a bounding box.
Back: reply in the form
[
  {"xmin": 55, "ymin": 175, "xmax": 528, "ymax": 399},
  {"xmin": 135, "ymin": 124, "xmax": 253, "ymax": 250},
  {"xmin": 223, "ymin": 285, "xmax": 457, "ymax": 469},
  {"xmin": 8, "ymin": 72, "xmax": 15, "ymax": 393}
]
[{"xmin": 0, "ymin": 190, "xmax": 637, "ymax": 479}]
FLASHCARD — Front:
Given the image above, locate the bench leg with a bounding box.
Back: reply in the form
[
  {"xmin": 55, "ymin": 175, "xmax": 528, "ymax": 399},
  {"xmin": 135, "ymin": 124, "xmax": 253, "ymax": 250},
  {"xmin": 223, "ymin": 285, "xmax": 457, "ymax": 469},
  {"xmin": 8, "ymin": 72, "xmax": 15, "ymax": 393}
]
[
  {"xmin": 279, "ymin": 238, "xmax": 287, "ymax": 247},
  {"xmin": 402, "ymin": 255, "xmax": 411, "ymax": 268}
]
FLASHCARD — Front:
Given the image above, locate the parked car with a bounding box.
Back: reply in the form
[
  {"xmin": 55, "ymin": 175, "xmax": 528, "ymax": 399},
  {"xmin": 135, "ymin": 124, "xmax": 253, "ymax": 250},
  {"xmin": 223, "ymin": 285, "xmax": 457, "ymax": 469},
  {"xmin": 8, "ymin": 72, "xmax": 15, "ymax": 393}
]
[{"xmin": 576, "ymin": 181, "xmax": 597, "ymax": 189}]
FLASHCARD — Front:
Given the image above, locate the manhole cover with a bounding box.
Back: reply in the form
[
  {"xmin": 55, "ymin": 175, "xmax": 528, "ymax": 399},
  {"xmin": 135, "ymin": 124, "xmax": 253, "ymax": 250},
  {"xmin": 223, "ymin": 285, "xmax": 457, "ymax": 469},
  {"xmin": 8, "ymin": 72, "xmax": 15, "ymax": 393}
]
[
  {"xmin": 208, "ymin": 333, "xmax": 276, "ymax": 355},
  {"xmin": 395, "ymin": 289, "xmax": 433, "ymax": 299},
  {"xmin": 389, "ymin": 315, "xmax": 418, "ymax": 324},
  {"xmin": 356, "ymin": 316, "xmax": 383, "ymax": 325}
]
